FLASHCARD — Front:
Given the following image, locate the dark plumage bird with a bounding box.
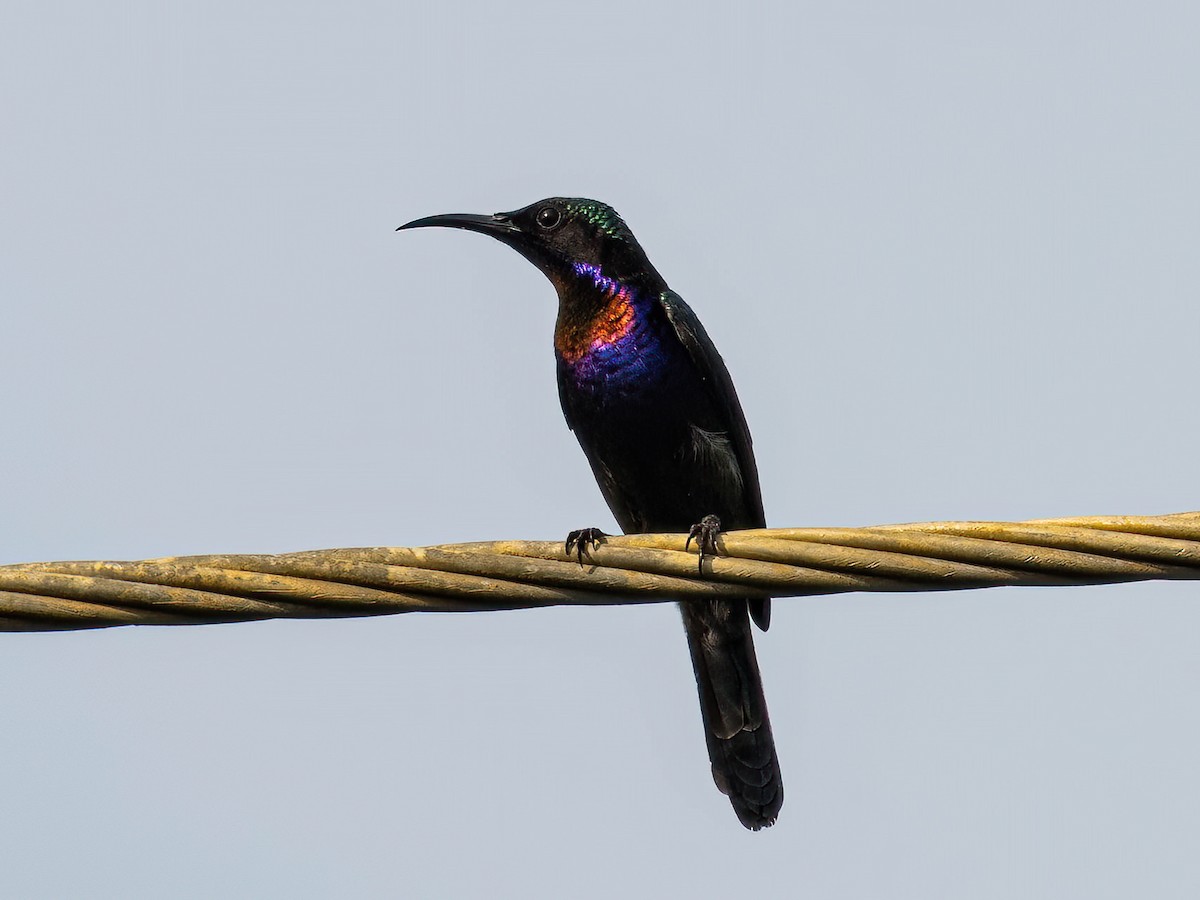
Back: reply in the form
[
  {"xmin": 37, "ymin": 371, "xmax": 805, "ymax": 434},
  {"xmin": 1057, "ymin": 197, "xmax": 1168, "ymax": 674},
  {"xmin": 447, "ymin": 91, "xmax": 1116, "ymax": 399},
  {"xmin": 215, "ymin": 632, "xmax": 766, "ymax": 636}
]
[{"xmin": 398, "ymin": 198, "xmax": 782, "ymax": 829}]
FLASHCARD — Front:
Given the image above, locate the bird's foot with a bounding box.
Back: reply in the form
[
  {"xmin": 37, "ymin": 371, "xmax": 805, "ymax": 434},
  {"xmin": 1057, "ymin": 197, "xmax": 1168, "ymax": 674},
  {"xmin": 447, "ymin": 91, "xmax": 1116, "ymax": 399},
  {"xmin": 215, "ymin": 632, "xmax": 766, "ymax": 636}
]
[
  {"xmin": 685, "ymin": 514, "xmax": 723, "ymax": 574},
  {"xmin": 565, "ymin": 527, "xmax": 608, "ymax": 566}
]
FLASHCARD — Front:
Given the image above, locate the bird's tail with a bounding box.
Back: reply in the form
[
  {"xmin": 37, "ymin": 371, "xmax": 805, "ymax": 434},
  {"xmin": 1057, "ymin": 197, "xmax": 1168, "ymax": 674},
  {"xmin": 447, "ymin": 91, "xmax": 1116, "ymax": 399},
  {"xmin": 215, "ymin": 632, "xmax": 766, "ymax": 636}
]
[{"xmin": 681, "ymin": 598, "xmax": 783, "ymax": 830}]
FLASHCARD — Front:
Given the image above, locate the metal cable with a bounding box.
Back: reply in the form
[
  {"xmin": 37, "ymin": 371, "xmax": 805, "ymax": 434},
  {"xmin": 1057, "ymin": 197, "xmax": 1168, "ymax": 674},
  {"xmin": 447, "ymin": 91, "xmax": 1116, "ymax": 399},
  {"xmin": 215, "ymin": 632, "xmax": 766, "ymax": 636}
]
[{"xmin": 2, "ymin": 511, "xmax": 1197, "ymax": 632}]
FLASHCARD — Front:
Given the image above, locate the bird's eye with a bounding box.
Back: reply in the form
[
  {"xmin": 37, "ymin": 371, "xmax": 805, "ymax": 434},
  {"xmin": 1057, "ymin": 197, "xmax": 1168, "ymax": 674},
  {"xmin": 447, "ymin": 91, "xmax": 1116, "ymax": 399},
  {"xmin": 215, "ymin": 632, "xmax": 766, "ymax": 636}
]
[{"xmin": 536, "ymin": 206, "xmax": 562, "ymax": 229}]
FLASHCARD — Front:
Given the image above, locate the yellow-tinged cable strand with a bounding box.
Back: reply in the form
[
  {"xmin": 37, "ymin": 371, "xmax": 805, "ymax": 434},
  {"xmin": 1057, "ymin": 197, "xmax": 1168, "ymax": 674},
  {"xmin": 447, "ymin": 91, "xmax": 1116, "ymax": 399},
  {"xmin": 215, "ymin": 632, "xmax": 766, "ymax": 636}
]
[{"xmin": 1, "ymin": 511, "xmax": 1198, "ymax": 632}]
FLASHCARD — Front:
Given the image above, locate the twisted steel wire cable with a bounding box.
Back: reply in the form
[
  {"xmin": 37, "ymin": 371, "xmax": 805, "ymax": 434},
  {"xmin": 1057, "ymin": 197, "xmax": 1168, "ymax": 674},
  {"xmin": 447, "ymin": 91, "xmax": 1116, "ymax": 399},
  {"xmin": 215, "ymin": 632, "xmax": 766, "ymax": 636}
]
[{"xmin": 1, "ymin": 511, "xmax": 1197, "ymax": 632}]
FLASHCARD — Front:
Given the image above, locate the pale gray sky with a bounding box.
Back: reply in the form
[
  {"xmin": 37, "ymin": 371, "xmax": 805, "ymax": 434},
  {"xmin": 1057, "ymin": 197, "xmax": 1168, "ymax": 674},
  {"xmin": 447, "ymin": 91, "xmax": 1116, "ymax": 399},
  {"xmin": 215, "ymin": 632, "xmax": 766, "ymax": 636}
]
[{"xmin": 2, "ymin": 2, "xmax": 1199, "ymax": 897}]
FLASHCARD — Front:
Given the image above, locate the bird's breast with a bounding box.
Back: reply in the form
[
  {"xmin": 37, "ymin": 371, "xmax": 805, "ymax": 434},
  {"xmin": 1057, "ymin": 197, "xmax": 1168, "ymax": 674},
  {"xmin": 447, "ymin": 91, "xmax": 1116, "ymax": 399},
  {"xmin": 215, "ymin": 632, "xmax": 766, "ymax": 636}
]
[{"xmin": 555, "ymin": 298, "xmax": 679, "ymax": 403}]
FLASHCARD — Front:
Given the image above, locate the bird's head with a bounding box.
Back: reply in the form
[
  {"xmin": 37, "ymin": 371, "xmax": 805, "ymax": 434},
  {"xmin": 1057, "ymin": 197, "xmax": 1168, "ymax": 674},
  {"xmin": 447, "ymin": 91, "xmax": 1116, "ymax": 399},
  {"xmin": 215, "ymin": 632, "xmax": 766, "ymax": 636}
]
[{"xmin": 398, "ymin": 197, "xmax": 664, "ymax": 293}]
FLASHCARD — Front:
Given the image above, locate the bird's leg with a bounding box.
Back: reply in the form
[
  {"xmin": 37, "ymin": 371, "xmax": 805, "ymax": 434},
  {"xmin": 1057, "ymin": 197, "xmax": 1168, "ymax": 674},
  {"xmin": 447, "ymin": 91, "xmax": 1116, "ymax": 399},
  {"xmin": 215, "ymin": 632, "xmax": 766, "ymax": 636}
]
[
  {"xmin": 686, "ymin": 514, "xmax": 723, "ymax": 574},
  {"xmin": 565, "ymin": 527, "xmax": 609, "ymax": 566}
]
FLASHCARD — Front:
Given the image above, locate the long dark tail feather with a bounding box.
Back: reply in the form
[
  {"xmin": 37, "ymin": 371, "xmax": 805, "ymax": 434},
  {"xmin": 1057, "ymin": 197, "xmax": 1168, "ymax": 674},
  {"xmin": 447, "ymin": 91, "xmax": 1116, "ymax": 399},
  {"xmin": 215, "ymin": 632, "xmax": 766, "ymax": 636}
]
[{"xmin": 681, "ymin": 598, "xmax": 783, "ymax": 830}]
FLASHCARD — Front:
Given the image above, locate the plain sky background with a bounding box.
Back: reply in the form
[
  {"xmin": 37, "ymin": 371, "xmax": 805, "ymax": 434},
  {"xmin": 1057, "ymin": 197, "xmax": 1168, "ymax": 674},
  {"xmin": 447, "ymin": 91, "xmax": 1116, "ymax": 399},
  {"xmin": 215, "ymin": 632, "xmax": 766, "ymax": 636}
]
[{"xmin": 2, "ymin": 1, "xmax": 1199, "ymax": 897}]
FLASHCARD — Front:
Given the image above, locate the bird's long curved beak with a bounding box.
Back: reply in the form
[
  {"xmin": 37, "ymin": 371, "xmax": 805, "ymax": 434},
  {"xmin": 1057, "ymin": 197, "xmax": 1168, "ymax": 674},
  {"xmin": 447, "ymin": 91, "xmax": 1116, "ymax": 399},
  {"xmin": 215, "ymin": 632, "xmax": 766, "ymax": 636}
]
[
  {"xmin": 396, "ymin": 212, "xmax": 520, "ymax": 238},
  {"xmin": 397, "ymin": 208, "xmax": 557, "ymax": 273}
]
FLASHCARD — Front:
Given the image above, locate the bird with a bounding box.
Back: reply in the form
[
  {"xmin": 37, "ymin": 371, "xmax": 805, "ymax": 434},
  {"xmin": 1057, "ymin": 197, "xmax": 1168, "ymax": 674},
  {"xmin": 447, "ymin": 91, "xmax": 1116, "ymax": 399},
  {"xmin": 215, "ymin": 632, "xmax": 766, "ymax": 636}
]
[{"xmin": 398, "ymin": 198, "xmax": 782, "ymax": 829}]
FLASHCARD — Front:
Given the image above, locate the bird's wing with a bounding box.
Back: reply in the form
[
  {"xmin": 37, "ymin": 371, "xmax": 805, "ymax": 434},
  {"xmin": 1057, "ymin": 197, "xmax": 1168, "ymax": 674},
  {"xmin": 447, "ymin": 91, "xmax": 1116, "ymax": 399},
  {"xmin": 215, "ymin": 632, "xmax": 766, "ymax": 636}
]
[
  {"xmin": 658, "ymin": 290, "xmax": 765, "ymax": 528},
  {"xmin": 661, "ymin": 290, "xmax": 771, "ymax": 631}
]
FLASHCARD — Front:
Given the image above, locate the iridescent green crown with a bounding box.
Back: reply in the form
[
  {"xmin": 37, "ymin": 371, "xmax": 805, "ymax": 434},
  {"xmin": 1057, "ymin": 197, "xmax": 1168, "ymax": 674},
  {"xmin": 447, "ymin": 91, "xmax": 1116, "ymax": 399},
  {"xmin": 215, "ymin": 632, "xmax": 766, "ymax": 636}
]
[{"xmin": 563, "ymin": 198, "xmax": 634, "ymax": 242}]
